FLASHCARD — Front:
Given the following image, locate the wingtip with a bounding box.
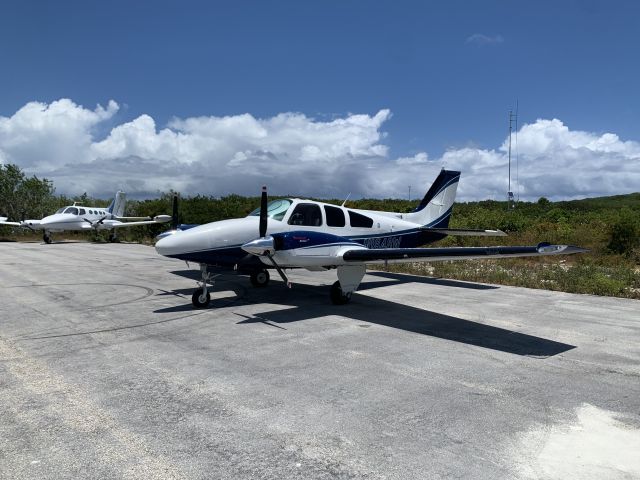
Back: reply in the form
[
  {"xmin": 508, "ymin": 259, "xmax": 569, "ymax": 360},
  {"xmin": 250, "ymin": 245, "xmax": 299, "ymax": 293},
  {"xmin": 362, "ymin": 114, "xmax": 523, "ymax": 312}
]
[{"xmin": 537, "ymin": 243, "xmax": 590, "ymax": 255}]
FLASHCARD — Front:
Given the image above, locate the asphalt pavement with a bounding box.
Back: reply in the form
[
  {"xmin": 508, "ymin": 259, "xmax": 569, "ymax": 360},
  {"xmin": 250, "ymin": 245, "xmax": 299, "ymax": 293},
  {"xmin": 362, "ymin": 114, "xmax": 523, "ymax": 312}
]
[{"xmin": 1, "ymin": 241, "xmax": 639, "ymax": 479}]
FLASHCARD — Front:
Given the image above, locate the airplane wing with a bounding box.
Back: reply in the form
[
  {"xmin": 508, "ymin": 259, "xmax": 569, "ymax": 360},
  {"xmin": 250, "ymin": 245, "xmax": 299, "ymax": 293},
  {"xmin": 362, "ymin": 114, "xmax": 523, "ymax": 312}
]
[
  {"xmin": 0, "ymin": 219, "xmax": 22, "ymax": 226},
  {"xmin": 340, "ymin": 243, "xmax": 587, "ymax": 264},
  {"xmin": 421, "ymin": 227, "xmax": 507, "ymax": 236},
  {"xmin": 0, "ymin": 219, "xmax": 40, "ymax": 228},
  {"xmin": 107, "ymin": 215, "xmax": 171, "ymax": 229}
]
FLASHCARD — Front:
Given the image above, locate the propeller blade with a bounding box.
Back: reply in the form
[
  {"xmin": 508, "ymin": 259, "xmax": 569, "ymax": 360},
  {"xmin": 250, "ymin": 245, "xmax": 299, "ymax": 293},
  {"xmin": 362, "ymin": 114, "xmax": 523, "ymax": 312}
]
[
  {"xmin": 259, "ymin": 185, "xmax": 268, "ymax": 238},
  {"xmin": 171, "ymin": 193, "xmax": 179, "ymax": 230}
]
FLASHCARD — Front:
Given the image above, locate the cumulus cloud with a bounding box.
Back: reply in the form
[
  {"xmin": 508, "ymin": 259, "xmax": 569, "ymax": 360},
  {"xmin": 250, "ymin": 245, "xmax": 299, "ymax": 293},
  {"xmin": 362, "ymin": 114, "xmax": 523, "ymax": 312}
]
[
  {"xmin": 466, "ymin": 33, "xmax": 504, "ymax": 46},
  {"xmin": 0, "ymin": 99, "xmax": 118, "ymax": 171},
  {"xmin": 0, "ymin": 98, "xmax": 639, "ymax": 201}
]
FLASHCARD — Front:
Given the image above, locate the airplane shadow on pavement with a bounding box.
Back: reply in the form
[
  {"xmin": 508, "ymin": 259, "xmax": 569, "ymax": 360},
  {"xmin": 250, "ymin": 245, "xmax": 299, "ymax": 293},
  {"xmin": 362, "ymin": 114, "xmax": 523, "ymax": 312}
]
[{"xmin": 162, "ymin": 270, "xmax": 575, "ymax": 358}]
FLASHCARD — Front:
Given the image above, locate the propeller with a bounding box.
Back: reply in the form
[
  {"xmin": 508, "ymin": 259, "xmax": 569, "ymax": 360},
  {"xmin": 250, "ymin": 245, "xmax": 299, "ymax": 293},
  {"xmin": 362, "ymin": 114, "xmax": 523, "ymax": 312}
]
[
  {"xmin": 171, "ymin": 193, "xmax": 179, "ymax": 230},
  {"xmin": 83, "ymin": 216, "xmax": 107, "ymax": 229},
  {"xmin": 259, "ymin": 185, "xmax": 268, "ymax": 238},
  {"xmin": 242, "ymin": 185, "xmax": 291, "ymax": 288}
]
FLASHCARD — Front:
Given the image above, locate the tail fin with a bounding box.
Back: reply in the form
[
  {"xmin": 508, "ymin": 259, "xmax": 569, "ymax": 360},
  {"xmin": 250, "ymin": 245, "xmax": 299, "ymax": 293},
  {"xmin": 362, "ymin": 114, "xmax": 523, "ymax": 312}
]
[
  {"xmin": 108, "ymin": 191, "xmax": 127, "ymax": 217},
  {"xmin": 404, "ymin": 169, "xmax": 460, "ymax": 227}
]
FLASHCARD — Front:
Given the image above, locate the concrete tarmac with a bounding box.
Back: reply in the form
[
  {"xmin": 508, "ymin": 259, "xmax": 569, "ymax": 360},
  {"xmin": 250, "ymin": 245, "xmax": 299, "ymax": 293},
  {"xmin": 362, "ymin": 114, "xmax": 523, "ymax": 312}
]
[{"xmin": 1, "ymin": 241, "xmax": 639, "ymax": 479}]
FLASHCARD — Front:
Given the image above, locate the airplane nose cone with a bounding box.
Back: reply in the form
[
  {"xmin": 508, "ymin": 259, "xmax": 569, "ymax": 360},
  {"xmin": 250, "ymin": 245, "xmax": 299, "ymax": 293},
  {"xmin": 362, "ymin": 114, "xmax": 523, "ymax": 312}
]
[
  {"xmin": 155, "ymin": 234, "xmax": 179, "ymax": 256},
  {"xmin": 155, "ymin": 229, "xmax": 207, "ymax": 257}
]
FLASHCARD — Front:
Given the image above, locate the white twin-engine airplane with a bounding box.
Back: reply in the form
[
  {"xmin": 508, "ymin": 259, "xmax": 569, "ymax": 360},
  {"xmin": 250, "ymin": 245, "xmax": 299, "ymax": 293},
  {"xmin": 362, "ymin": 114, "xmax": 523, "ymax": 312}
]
[
  {"xmin": 155, "ymin": 169, "xmax": 587, "ymax": 308},
  {"xmin": 0, "ymin": 191, "xmax": 171, "ymax": 244}
]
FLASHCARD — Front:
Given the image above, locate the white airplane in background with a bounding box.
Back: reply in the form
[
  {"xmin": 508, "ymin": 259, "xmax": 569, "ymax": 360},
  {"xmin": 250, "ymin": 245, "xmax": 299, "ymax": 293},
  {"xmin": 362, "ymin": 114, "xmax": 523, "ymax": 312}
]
[
  {"xmin": 155, "ymin": 169, "xmax": 587, "ymax": 308},
  {"xmin": 0, "ymin": 191, "xmax": 171, "ymax": 244}
]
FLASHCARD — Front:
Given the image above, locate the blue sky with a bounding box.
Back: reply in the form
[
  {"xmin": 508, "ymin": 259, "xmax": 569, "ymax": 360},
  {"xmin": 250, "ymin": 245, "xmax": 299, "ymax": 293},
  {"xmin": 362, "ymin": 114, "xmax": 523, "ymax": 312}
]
[{"xmin": 1, "ymin": 0, "xmax": 639, "ymax": 199}]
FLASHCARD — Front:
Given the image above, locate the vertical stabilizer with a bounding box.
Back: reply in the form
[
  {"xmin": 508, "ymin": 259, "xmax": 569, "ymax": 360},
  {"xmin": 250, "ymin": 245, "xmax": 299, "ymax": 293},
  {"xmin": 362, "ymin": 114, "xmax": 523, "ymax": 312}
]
[
  {"xmin": 108, "ymin": 191, "xmax": 127, "ymax": 217},
  {"xmin": 404, "ymin": 169, "xmax": 460, "ymax": 227}
]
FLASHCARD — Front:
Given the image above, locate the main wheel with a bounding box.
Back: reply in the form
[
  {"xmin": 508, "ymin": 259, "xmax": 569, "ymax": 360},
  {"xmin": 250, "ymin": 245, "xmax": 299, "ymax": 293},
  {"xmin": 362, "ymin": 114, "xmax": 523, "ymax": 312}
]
[
  {"xmin": 43, "ymin": 234, "xmax": 52, "ymax": 244},
  {"xmin": 330, "ymin": 281, "xmax": 351, "ymax": 305},
  {"xmin": 191, "ymin": 288, "xmax": 211, "ymax": 308},
  {"xmin": 250, "ymin": 269, "xmax": 270, "ymax": 287},
  {"xmin": 108, "ymin": 232, "xmax": 118, "ymax": 243}
]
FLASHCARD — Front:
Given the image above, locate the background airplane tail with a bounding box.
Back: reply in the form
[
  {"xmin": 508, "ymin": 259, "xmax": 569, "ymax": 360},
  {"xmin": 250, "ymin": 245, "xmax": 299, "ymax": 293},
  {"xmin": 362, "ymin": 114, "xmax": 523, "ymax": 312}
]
[
  {"xmin": 404, "ymin": 169, "xmax": 460, "ymax": 227},
  {"xmin": 107, "ymin": 191, "xmax": 127, "ymax": 217}
]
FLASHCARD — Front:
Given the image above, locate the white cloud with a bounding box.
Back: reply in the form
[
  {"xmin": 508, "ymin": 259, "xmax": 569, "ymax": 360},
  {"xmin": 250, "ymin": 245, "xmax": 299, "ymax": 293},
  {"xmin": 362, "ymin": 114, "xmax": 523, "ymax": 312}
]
[
  {"xmin": 0, "ymin": 98, "xmax": 639, "ymax": 202},
  {"xmin": 465, "ymin": 33, "xmax": 504, "ymax": 46},
  {"xmin": 0, "ymin": 99, "xmax": 118, "ymax": 171}
]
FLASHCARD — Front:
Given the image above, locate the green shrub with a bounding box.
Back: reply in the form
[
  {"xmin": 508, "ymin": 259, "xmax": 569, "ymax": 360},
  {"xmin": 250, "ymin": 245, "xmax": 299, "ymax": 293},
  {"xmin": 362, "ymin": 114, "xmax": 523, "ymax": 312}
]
[{"xmin": 607, "ymin": 209, "xmax": 639, "ymax": 255}]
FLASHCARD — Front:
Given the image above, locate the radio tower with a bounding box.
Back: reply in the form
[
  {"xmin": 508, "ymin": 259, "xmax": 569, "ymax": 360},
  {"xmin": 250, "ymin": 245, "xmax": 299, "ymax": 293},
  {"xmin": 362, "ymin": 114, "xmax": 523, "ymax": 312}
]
[{"xmin": 507, "ymin": 107, "xmax": 517, "ymax": 209}]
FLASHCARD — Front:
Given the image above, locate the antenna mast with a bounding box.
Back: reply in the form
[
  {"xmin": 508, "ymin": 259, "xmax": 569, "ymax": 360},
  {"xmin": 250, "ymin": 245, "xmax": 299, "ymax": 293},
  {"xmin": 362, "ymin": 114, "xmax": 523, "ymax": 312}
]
[{"xmin": 507, "ymin": 108, "xmax": 517, "ymax": 209}]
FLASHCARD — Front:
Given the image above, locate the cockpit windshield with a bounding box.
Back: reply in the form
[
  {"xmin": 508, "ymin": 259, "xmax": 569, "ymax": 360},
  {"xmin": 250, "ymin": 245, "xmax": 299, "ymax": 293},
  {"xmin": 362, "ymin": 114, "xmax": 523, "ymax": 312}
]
[
  {"xmin": 63, "ymin": 207, "xmax": 79, "ymax": 215},
  {"xmin": 248, "ymin": 199, "xmax": 292, "ymax": 221},
  {"xmin": 56, "ymin": 208, "xmax": 65, "ymax": 214}
]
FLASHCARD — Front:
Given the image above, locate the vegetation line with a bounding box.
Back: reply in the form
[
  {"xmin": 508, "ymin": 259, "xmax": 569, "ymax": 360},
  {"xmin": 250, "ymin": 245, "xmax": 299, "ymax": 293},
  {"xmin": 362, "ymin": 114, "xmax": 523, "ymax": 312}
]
[{"xmin": 2, "ymin": 164, "xmax": 639, "ymax": 299}]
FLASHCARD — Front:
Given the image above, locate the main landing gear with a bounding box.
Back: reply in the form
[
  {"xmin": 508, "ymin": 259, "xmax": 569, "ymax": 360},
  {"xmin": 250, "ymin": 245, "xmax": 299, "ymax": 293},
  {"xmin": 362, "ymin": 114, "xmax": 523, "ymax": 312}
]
[
  {"xmin": 108, "ymin": 231, "xmax": 118, "ymax": 243},
  {"xmin": 330, "ymin": 281, "xmax": 351, "ymax": 305},
  {"xmin": 187, "ymin": 265, "xmax": 366, "ymax": 309},
  {"xmin": 192, "ymin": 264, "xmax": 212, "ymax": 308},
  {"xmin": 250, "ymin": 269, "xmax": 270, "ymax": 287},
  {"xmin": 43, "ymin": 232, "xmax": 52, "ymax": 244},
  {"xmin": 330, "ymin": 265, "xmax": 366, "ymax": 305}
]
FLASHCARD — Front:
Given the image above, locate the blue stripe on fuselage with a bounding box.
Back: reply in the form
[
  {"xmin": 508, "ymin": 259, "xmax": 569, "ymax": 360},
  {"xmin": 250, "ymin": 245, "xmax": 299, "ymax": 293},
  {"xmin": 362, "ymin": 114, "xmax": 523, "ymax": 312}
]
[{"xmin": 164, "ymin": 227, "xmax": 447, "ymax": 268}]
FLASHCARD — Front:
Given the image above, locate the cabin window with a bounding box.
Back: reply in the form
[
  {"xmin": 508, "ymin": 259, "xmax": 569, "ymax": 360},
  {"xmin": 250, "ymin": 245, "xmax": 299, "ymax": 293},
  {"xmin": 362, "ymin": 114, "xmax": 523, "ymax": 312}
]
[
  {"xmin": 248, "ymin": 199, "xmax": 292, "ymax": 221},
  {"xmin": 79, "ymin": 208, "xmax": 86, "ymax": 215},
  {"xmin": 288, "ymin": 203, "xmax": 323, "ymax": 227},
  {"xmin": 348, "ymin": 210, "xmax": 373, "ymax": 228},
  {"xmin": 324, "ymin": 205, "xmax": 345, "ymax": 227}
]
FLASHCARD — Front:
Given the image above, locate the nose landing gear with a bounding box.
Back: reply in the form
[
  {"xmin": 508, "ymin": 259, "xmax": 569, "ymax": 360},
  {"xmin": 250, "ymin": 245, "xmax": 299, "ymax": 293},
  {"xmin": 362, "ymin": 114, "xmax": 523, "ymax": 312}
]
[
  {"xmin": 43, "ymin": 232, "xmax": 52, "ymax": 244},
  {"xmin": 192, "ymin": 264, "xmax": 213, "ymax": 308}
]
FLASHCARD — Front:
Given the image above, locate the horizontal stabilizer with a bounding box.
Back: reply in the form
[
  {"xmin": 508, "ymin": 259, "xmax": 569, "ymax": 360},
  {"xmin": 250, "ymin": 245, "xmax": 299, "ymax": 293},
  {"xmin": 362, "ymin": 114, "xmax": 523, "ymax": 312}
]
[{"xmin": 421, "ymin": 227, "xmax": 507, "ymax": 237}]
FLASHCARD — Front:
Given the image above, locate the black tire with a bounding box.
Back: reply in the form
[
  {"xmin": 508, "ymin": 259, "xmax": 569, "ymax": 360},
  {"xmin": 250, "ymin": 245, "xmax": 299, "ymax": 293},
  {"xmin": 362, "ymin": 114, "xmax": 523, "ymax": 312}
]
[
  {"xmin": 330, "ymin": 281, "xmax": 351, "ymax": 305},
  {"xmin": 191, "ymin": 288, "xmax": 211, "ymax": 308},
  {"xmin": 108, "ymin": 232, "xmax": 118, "ymax": 243},
  {"xmin": 43, "ymin": 234, "xmax": 52, "ymax": 244},
  {"xmin": 250, "ymin": 269, "xmax": 270, "ymax": 287}
]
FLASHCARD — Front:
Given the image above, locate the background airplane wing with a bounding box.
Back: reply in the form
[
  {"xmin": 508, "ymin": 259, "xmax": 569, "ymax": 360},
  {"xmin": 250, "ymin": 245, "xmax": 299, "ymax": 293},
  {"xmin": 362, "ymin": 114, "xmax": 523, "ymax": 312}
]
[
  {"xmin": 109, "ymin": 215, "xmax": 171, "ymax": 229},
  {"xmin": 340, "ymin": 243, "xmax": 588, "ymax": 264},
  {"xmin": 0, "ymin": 219, "xmax": 22, "ymax": 226},
  {"xmin": 0, "ymin": 219, "xmax": 40, "ymax": 228}
]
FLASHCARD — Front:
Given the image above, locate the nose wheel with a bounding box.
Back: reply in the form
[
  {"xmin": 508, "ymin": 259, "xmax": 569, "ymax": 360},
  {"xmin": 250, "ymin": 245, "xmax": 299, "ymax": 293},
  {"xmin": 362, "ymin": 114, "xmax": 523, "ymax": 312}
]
[
  {"xmin": 43, "ymin": 232, "xmax": 52, "ymax": 244},
  {"xmin": 191, "ymin": 264, "xmax": 213, "ymax": 308},
  {"xmin": 191, "ymin": 288, "xmax": 211, "ymax": 308}
]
